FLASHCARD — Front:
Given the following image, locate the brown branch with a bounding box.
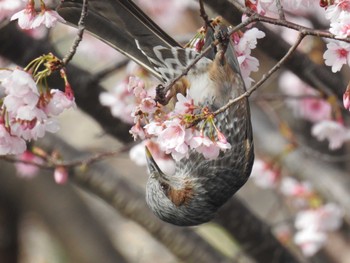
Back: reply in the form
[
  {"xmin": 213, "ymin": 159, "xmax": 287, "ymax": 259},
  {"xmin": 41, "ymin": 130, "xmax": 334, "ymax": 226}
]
[
  {"xmin": 62, "ymin": 0, "xmax": 88, "ymax": 65},
  {"xmin": 35, "ymin": 133, "xmax": 231, "ymax": 263},
  {"xmin": 159, "ymin": 14, "xmax": 257, "ymax": 97},
  {"xmin": 203, "ymin": 0, "xmax": 345, "ymax": 100},
  {"xmin": 212, "ymin": 33, "xmax": 305, "ymax": 119},
  {"xmin": 230, "ymin": 0, "xmax": 350, "ymax": 43},
  {"xmin": 276, "ymin": 0, "xmax": 286, "ymax": 20},
  {"xmin": 199, "ymin": 0, "xmax": 211, "ymax": 28}
]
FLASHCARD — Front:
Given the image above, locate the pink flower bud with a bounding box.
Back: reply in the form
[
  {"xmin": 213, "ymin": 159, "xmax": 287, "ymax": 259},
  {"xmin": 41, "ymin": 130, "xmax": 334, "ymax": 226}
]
[
  {"xmin": 217, "ymin": 131, "xmax": 228, "ymax": 144},
  {"xmin": 343, "ymin": 90, "xmax": 350, "ymax": 110},
  {"xmin": 54, "ymin": 166, "xmax": 68, "ymax": 184}
]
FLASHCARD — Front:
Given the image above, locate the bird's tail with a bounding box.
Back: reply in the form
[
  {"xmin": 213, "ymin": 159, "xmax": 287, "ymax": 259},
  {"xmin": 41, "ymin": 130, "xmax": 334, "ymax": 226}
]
[{"xmin": 58, "ymin": 0, "xmax": 181, "ymax": 78}]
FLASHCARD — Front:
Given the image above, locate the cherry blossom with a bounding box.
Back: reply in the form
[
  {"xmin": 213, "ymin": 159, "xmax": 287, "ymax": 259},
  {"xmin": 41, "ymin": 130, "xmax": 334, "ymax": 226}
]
[
  {"xmin": 293, "ymin": 203, "xmax": 343, "ymax": 256},
  {"xmin": 233, "ymin": 28, "xmax": 265, "ymax": 86},
  {"xmin": 31, "ymin": 8, "xmax": 66, "ymax": 29},
  {"xmin": 280, "ymin": 177, "xmax": 313, "ymax": 197},
  {"xmin": 11, "ymin": 1, "xmax": 66, "ymax": 29},
  {"xmin": 174, "ymin": 93, "xmax": 195, "ymax": 115},
  {"xmin": 250, "ymin": 158, "xmax": 280, "ymax": 188},
  {"xmin": 0, "ymin": 63, "xmax": 75, "ymax": 156},
  {"xmin": 311, "ymin": 120, "xmax": 350, "ymax": 150},
  {"xmin": 294, "ymin": 228, "xmax": 327, "ymax": 257},
  {"xmin": 295, "ymin": 203, "xmax": 343, "ymax": 232},
  {"xmin": 279, "ymin": 72, "xmax": 332, "ymax": 122},
  {"xmin": 235, "ymin": 28, "xmax": 266, "ymax": 52},
  {"xmin": 129, "ymin": 140, "xmax": 176, "ymax": 175},
  {"xmin": 10, "ymin": 1, "xmax": 36, "ymax": 29},
  {"xmin": 0, "ymin": 124, "xmax": 26, "ymax": 155},
  {"xmin": 157, "ymin": 118, "xmax": 189, "ymax": 160},
  {"xmin": 323, "ymin": 40, "xmax": 350, "ymax": 73},
  {"xmin": 325, "ymin": 0, "xmax": 350, "ymax": 22},
  {"xmin": 15, "ymin": 150, "xmax": 42, "ymax": 178},
  {"xmin": 44, "ymin": 89, "xmax": 76, "ymax": 116},
  {"xmin": 99, "ymin": 79, "xmax": 136, "ymax": 124},
  {"xmin": 343, "ymin": 88, "xmax": 350, "ymax": 110}
]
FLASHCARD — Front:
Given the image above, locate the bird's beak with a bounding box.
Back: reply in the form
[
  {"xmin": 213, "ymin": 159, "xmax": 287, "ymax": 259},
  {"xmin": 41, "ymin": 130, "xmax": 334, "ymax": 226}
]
[{"xmin": 145, "ymin": 146, "xmax": 166, "ymax": 179}]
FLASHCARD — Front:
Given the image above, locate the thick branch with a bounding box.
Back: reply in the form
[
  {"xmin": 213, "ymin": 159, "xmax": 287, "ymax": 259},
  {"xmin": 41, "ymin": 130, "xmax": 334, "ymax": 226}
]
[
  {"xmin": 0, "ymin": 162, "xmax": 127, "ymax": 263},
  {"xmin": 36, "ymin": 133, "xmax": 231, "ymax": 263}
]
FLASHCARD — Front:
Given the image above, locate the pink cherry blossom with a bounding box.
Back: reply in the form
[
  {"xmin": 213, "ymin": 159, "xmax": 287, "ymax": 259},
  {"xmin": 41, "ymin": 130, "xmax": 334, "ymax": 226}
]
[
  {"xmin": 99, "ymin": 80, "xmax": 135, "ymax": 124},
  {"xmin": 250, "ymin": 158, "xmax": 279, "ymax": 188},
  {"xmin": 174, "ymin": 93, "xmax": 195, "ymax": 115},
  {"xmin": 10, "ymin": 2, "xmax": 36, "ymax": 30},
  {"xmin": 299, "ymin": 97, "xmax": 332, "ymax": 123},
  {"xmin": 311, "ymin": 120, "xmax": 350, "ymax": 150},
  {"xmin": 144, "ymin": 121, "xmax": 163, "ymax": 137},
  {"xmin": 31, "ymin": 9, "xmax": 66, "ymax": 29},
  {"xmin": 128, "ymin": 75, "xmax": 147, "ymax": 99},
  {"xmin": 280, "ymin": 177, "xmax": 313, "ymax": 197},
  {"xmin": 139, "ymin": 97, "xmax": 157, "ymax": 114},
  {"xmin": 343, "ymin": 89, "xmax": 350, "ymax": 110},
  {"xmin": 45, "ymin": 89, "xmax": 76, "ymax": 116},
  {"xmin": 0, "ymin": 124, "xmax": 26, "ymax": 155},
  {"xmin": 15, "ymin": 150, "xmax": 42, "ymax": 178},
  {"xmin": 130, "ymin": 120, "xmax": 146, "ymax": 140},
  {"xmin": 325, "ymin": 0, "xmax": 350, "ymax": 21},
  {"xmin": 7, "ymin": 102, "xmax": 60, "ymax": 141},
  {"xmin": 329, "ymin": 15, "xmax": 350, "ymax": 38},
  {"xmin": 295, "ymin": 203, "xmax": 343, "ymax": 232},
  {"xmin": 279, "ymin": 72, "xmax": 332, "ymax": 122},
  {"xmin": 129, "ymin": 140, "xmax": 176, "ymax": 175},
  {"xmin": 235, "ymin": 28, "xmax": 265, "ymax": 53},
  {"xmin": 294, "ymin": 228, "xmax": 327, "ymax": 257},
  {"xmin": 157, "ymin": 118, "xmax": 188, "ymax": 159},
  {"xmin": 191, "ymin": 135, "xmax": 221, "ymax": 160},
  {"xmin": 233, "ymin": 28, "xmax": 264, "ymax": 87},
  {"xmin": 2, "ymin": 68, "xmax": 38, "ymax": 96},
  {"xmin": 323, "ymin": 40, "xmax": 350, "ymax": 73}
]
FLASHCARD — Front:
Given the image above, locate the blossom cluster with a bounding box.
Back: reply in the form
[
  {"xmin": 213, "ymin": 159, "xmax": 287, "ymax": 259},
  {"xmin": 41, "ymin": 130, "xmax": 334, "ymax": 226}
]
[
  {"xmin": 0, "ymin": 64, "xmax": 75, "ymax": 156},
  {"xmin": 10, "ymin": 0, "xmax": 66, "ymax": 30},
  {"xmin": 279, "ymin": 71, "xmax": 350, "ymax": 150},
  {"xmin": 251, "ymin": 158, "xmax": 344, "ymax": 256},
  {"xmin": 127, "ymin": 76, "xmax": 231, "ymax": 162},
  {"xmin": 231, "ymin": 28, "xmax": 266, "ymax": 87},
  {"xmin": 244, "ymin": 0, "xmax": 316, "ymax": 16},
  {"xmin": 323, "ymin": 1, "xmax": 350, "ymax": 73}
]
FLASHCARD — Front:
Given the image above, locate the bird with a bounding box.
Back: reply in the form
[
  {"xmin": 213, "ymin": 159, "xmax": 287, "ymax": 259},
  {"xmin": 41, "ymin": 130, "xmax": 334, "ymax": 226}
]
[{"xmin": 58, "ymin": 0, "xmax": 254, "ymax": 226}]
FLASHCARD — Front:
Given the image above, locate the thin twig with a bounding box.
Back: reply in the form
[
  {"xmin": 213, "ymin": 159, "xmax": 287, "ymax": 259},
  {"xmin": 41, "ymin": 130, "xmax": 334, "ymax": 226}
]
[
  {"xmin": 160, "ymin": 15, "xmax": 257, "ymax": 96},
  {"xmin": 0, "ymin": 143, "xmax": 135, "ymax": 170},
  {"xmin": 199, "ymin": 0, "xmax": 211, "ymax": 28},
  {"xmin": 276, "ymin": 0, "xmax": 286, "ymax": 20},
  {"xmin": 231, "ymin": 0, "xmax": 350, "ymax": 43},
  {"xmin": 62, "ymin": 0, "xmax": 88, "ymax": 65},
  {"xmin": 212, "ymin": 33, "xmax": 305, "ymax": 117}
]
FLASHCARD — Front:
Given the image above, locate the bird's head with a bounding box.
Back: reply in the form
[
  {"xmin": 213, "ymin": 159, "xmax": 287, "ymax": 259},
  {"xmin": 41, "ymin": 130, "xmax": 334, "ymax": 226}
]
[{"xmin": 145, "ymin": 147, "xmax": 206, "ymax": 226}]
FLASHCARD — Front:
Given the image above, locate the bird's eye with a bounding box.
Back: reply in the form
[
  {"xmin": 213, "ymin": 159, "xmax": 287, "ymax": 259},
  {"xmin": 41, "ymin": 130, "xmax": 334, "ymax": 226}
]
[{"xmin": 160, "ymin": 182, "xmax": 170, "ymax": 194}]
